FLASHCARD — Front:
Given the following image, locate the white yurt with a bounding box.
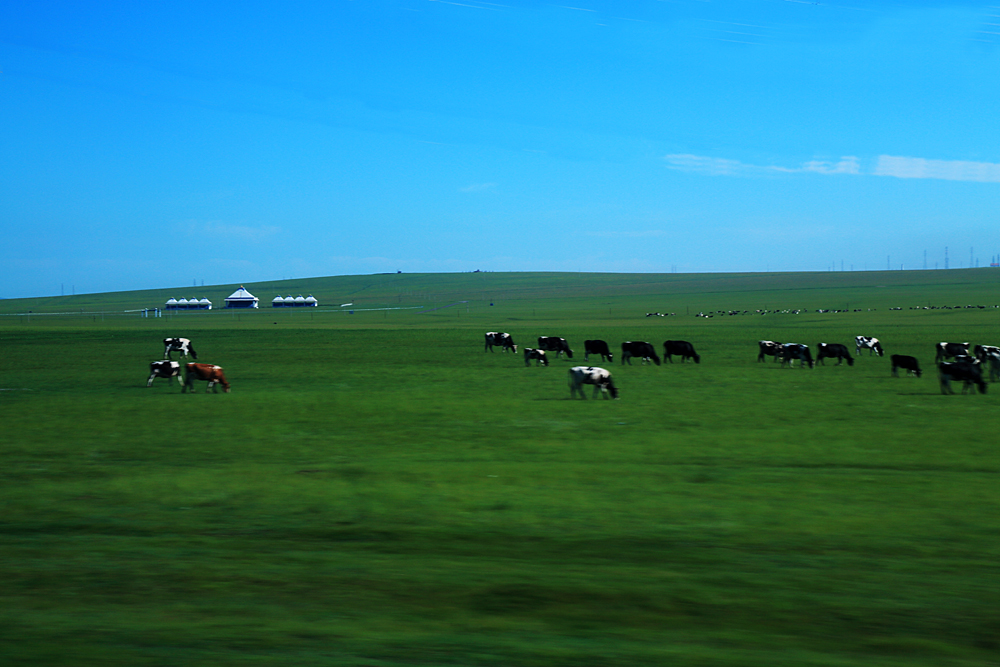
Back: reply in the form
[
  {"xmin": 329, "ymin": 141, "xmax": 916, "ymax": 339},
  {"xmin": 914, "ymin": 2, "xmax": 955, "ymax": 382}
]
[
  {"xmin": 165, "ymin": 298, "xmax": 179, "ymax": 310},
  {"xmin": 271, "ymin": 295, "xmax": 285, "ymax": 308},
  {"xmin": 198, "ymin": 298, "xmax": 213, "ymax": 310},
  {"xmin": 304, "ymin": 295, "xmax": 318, "ymax": 307},
  {"xmin": 225, "ymin": 286, "xmax": 259, "ymax": 309}
]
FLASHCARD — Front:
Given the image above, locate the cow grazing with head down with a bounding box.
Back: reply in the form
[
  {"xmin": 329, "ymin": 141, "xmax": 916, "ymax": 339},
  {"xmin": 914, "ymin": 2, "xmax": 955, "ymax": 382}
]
[
  {"xmin": 663, "ymin": 340, "xmax": 700, "ymax": 364},
  {"xmin": 938, "ymin": 361, "xmax": 986, "ymax": 395},
  {"xmin": 484, "ymin": 332, "xmax": 517, "ymax": 353},
  {"xmin": 974, "ymin": 347, "xmax": 1000, "ymax": 382},
  {"xmin": 164, "ymin": 337, "xmax": 197, "ymax": 360},
  {"xmin": 523, "ymin": 348, "xmax": 548, "ymax": 366},
  {"xmin": 183, "ymin": 363, "xmax": 231, "ymax": 393},
  {"xmin": 621, "ymin": 341, "xmax": 660, "ymax": 366},
  {"xmin": 147, "ymin": 360, "xmax": 181, "ymax": 387},
  {"xmin": 855, "ymin": 336, "xmax": 884, "ymax": 357},
  {"xmin": 890, "ymin": 355, "xmax": 922, "ymax": 378},
  {"xmin": 537, "ymin": 336, "xmax": 573, "ymax": 359},
  {"xmin": 584, "ymin": 340, "xmax": 613, "ymax": 363},
  {"xmin": 568, "ymin": 366, "xmax": 619, "ymax": 399},
  {"xmin": 935, "ymin": 342, "xmax": 970, "ymax": 363},
  {"xmin": 816, "ymin": 343, "xmax": 854, "ymax": 366},
  {"xmin": 758, "ymin": 341, "xmax": 783, "ymax": 362},
  {"xmin": 781, "ymin": 343, "xmax": 814, "ymax": 369},
  {"xmin": 974, "ymin": 345, "xmax": 1000, "ymax": 364}
]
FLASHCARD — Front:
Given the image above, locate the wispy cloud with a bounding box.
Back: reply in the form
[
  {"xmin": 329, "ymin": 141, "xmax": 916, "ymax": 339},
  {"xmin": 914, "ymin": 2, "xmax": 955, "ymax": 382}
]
[
  {"xmin": 459, "ymin": 182, "xmax": 497, "ymax": 192},
  {"xmin": 874, "ymin": 155, "xmax": 1000, "ymax": 183},
  {"xmin": 664, "ymin": 154, "xmax": 858, "ymax": 176},
  {"xmin": 665, "ymin": 153, "xmax": 1000, "ymax": 182}
]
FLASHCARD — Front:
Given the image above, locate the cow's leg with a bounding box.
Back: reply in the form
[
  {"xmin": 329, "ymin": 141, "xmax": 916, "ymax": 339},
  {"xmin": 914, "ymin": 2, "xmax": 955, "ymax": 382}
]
[
  {"xmin": 207, "ymin": 381, "xmax": 216, "ymax": 393},
  {"xmin": 891, "ymin": 364, "xmax": 899, "ymax": 377},
  {"xmin": 939, "ymin": 375, "xmax": 952, "ymax": 394},
  {"xmin": 147, "ymin": 373, "xmax": 157, "ymax": 387}
]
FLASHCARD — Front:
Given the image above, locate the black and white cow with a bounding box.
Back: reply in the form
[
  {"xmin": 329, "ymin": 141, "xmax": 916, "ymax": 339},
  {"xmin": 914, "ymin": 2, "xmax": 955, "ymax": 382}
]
[
  {"xmin": 855, "ymin": 336, "xmax": 884, "ymax": 357},
  {"xmin": 757, "ymin": 341, "xmax": 783, "ymax": 362},
  {"xmin": 484, "ymin": 332, "xmax": 517, "ymax": 353},
  {"xmin": 816, "ymin": 343, "xmax": 854, "ymax": 366},
  {"xmin": 973, "ymin": 345, "xmax": 1000, "ymax": 364},
  {"xmin": 537, "ymin": 336, "xmax": 573, "ymax": 359},
  {"xmin": 523, "ymin": 348, "xmax": 549, "ymax": 366},
  {"xmin": 568, "ymin": 366, "xmax": 619, "ymax": 399},
  {"xmin": 938, "ymin": 361, "xmax": 986, "ymax": 395},
  {"xmin": 987, "ymin": 351, "xmax": 1000, "ymax": 383},
  {"xmin": 935, "ymin": 342, "xmax": 970, "ymax": 363},
  {"xmin": 621, "ymin": 341, "xmax": 661, "ymax": 366},
  {"xmin": 890, "ymin": 355, "xmax": 922, "ymax": 378},
  {"xmin": 663, "ymin": 340, "xmax": 700, "ymax": 364},
  {"xmin": 583, "ymin": 340, "xmax": 613, "ymax": 363},
  {"xmin": 164, "ymin": 337, "xmax": 197, "ymax": 360},
  {"xmin": 147, "ymin": 360, "xmax": 182, "ymax": 387},
  {"xmin": 780, "ymin": 343, "xmax": 814, "ymax": 369}
]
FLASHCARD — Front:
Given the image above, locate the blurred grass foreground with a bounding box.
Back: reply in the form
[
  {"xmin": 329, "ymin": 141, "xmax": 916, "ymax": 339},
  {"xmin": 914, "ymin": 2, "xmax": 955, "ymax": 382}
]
[{"xmin": 1, "ymin": 270, "xmax": 999, "ymax": 666}]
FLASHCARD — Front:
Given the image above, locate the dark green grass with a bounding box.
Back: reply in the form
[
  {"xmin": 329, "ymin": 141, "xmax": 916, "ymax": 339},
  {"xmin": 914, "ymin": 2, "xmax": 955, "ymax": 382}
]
[{"xmin": 2, "ymin": 271, "xmax": 999, "ymax": 665}]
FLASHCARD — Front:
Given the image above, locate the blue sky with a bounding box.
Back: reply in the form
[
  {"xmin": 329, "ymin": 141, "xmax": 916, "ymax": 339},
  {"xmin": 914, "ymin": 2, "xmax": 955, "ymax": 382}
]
[{"xmin": 2, "ymin": 0, "xmax": 999, "ymax": 298}]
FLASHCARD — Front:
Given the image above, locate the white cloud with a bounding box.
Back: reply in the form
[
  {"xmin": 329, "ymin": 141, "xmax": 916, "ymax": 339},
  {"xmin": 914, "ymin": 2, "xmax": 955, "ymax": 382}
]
[
  {"xmin": 666, "ymin": 153, "xmax": 1000, "ymax": 182},
  {"xmin": 873, "ymin": 155, "xmax": 1000, "ymax": 182},
  {"xmin": 802, "ymin": 157, "xmax": 861, "ymax": 175}
]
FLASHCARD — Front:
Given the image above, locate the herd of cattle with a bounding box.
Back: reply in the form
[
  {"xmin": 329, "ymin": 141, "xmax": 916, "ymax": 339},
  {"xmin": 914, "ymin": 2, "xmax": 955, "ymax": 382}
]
[
  {"xmin": 146, "ymin": 338, "xmax": 231, "ymax": 393},
  {"xmin": 146, "ymin": 332, "xmax": 997, "ymax": 398},
  {"xmin": 486, "ymin": 332, "xmax": 1000, "ymax": 398}
]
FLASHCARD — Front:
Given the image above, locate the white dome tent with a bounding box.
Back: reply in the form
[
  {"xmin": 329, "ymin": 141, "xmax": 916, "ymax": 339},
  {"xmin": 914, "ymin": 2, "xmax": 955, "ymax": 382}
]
[
  {"xmin": 165, "ymin": 297, "xmax": 213, "ymax": 310},
  {"xmin": 271, "ymin": 293, "xmax": 319, "ymax": 307},
  {"xmin": 224, "ymin": 286, "xmax": 259, "ymax": 309}
]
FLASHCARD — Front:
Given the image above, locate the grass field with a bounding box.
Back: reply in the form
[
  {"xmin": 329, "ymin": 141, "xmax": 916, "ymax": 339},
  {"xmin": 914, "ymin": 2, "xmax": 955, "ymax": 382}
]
[{"xmin": 2, "ymin": 270, "xmax": 999, "ymax": 666}]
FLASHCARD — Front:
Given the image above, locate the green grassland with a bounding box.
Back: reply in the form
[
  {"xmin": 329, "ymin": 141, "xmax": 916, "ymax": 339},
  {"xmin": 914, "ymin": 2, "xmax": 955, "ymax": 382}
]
[{"xmin": 2, "ymin": 270, "xmax": 999, "ymax": 666}]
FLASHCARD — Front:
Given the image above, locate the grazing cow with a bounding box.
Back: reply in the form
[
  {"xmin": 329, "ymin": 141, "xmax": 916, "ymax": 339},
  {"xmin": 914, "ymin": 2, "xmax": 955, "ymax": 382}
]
[
  {"xmin": 484, "ymin": 332, "xmax": 517, "ymax": 353},
  {"xmin": 780, "ymin": 343, "xmax": 814, "ymax": 369},
  {"xmin": 523, "ymin": 348, "xmax": 549, "ymax": 366},
  {"xmin": 163, "ymin": 337, "xmax": 197, "ymax": 360},
  {"xmin": 621, "ymin": 341, "xmax": 661, "ymax": 366},
  {"xmin": 973, "ymin": 345, "xmax": 1000, "ymax": 364},
  {"xmin": 935, "ymin": 342, "xmax": 970, "ymax": 363},
  {"xmin": 816, "ymin": 343, "xmax": 854, "ymax": 366},
  {"xmin": 568, "ymin": 366, "xmax": 619, "ymax": 399},
  {"xmin": 537, "ymin": 336, "xmax": 573, "ymax": 359},
  {"xmin": 938, "ymin": 361, "xmax": 986, "ymax": 395},
  {"xmin": 757, "ymin": 340, "xmax": 783, "ymax": 362},
  {"xmin": 663, "ymin": 340, "xmax": 700, "ymax": 364},
  {"xmin": 147, "ymin": 360, "xmax": 181, "ymax": 387},
  {"xmin": 890, "ymin": 355, "xmax": 922, "ymax": 378},
  {"xmin": 854, "ymin": 336, "xmax": 884, "ymax": 357},
  {"xmin": 183, "ymin": 363, "xmax": 231, "ymax": 393},
  {"xmin": 583, "ymin": 340, "xmax": 613, "ymax": 363},
  {"xmin": 987, "ymin": 351, "xmax": 1000, "ymax": 383}
]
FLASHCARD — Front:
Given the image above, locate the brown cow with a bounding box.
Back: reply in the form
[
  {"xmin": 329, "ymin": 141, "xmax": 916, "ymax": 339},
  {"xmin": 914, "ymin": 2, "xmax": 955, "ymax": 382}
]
[{"xmin": 183, "ymin": 363, "xmax": 231, "ymax": 393}]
